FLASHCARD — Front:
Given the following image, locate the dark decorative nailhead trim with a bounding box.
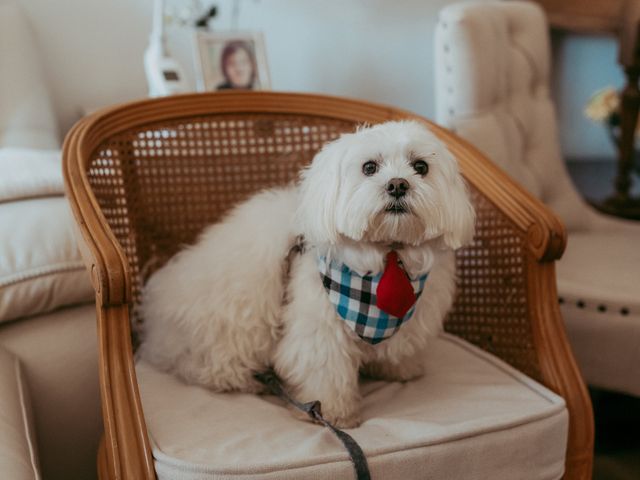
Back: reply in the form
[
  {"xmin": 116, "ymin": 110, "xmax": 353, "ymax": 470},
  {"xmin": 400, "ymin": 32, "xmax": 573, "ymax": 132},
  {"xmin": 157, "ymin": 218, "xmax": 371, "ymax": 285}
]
[{"xmin": 560, "ymin": 297, "xmax": 632, "ymax": 317}]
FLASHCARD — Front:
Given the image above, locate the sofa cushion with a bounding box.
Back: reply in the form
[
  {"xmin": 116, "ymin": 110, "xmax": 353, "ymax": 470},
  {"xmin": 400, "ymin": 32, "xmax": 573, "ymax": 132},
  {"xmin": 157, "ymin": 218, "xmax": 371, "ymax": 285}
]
[
  {"xmin": 0, "ymin": 303, "xmax": 101, "ymax": 480},
  {"xmin": 0, "ymin": 345, "xmax": 40, "ymax": 479},
  {"xmin": 0, "ymin": 3, "xmax": 60, "ymax": 150},
  {"xmin": 0, "ymin": 197, "xmax": 93, "ymax": 323},
  {"xmin": 0, "ymin": 148, "xmax": 64, "ymax": 203},
  {"xmin": 137, "ymin": 333, "xmax": 568, "ymax": 480}
]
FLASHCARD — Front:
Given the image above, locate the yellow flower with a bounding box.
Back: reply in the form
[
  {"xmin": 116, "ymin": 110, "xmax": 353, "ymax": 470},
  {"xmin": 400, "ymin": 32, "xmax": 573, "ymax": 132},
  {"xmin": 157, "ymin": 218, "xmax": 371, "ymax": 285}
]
[{"xmin": 584, "ymin": 87, "xmax": 619, "ymax": 122}]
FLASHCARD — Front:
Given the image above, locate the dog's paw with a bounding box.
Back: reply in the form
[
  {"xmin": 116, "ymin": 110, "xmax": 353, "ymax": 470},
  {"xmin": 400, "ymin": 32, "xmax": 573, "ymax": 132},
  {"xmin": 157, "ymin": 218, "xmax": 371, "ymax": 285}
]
[
  {"xmin": 242, "ymin": 379, "xmax": 269, "ymax": 395},
  {"xmin": 391, "ymin": 361, "xmax": 425, "ymax": 382}
]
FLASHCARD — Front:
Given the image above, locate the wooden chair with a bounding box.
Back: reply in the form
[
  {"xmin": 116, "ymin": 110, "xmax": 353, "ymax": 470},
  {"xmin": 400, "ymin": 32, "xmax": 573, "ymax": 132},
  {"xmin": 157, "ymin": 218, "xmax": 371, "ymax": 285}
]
[{"xmin": 62, "ymin": 91, "xmax": 593, "ymax": 479}]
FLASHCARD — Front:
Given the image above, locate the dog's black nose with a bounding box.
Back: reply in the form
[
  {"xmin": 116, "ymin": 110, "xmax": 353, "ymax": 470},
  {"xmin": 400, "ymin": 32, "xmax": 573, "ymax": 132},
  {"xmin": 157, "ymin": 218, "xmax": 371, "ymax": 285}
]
[{"xmin": 386, "ymin": 178, "xmax": 409, "ymax": 198}]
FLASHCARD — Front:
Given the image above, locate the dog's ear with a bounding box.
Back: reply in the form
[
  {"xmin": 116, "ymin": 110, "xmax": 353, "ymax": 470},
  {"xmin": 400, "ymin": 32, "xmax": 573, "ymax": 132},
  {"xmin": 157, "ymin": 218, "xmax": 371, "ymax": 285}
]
[
  {"xmin": 440, "ymin": 150, "xmax": 476, "ymax": 250},
  {"xmin": 295, "ymin": 138, "xmax": 345, "ymax": 244}
]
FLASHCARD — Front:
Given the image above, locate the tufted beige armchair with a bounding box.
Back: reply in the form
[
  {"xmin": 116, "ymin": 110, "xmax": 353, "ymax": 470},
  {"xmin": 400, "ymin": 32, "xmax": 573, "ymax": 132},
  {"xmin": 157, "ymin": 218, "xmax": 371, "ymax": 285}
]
[{"xmin": 435, "ymin": 0, "xmax": 640, "ymax": 398}]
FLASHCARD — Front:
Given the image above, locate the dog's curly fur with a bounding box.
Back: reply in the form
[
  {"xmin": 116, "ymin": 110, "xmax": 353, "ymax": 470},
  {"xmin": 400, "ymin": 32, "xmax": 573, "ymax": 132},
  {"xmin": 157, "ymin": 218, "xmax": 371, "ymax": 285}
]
[{"xmin": 138, "ymin": 120, "xmax": 475, "ymax": 428}]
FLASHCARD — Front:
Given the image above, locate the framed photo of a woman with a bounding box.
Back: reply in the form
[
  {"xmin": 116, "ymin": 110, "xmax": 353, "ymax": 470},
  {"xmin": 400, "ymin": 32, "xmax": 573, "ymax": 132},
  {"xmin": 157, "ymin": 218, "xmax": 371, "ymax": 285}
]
[{"xmin": 194, "ymin": 31, "xmax": 270, "ymax": 91}]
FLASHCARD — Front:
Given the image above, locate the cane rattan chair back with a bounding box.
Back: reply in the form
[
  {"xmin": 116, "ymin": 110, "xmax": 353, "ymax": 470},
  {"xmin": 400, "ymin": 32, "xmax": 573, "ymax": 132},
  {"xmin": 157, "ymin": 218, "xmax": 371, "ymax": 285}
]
[
  {"xmin": 88, "ymin": 112, "xmax": 355, "ymax": 328},
  {"xmin": 63, "ymin": 92, "xmax": 593, "ymax": 479}
]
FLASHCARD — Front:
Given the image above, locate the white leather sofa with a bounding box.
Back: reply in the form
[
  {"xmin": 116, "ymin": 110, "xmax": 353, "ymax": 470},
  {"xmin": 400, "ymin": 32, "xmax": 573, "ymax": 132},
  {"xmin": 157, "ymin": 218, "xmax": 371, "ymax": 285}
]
[
  {"xmin": 0, "ymin": 3, "xmax": 101, "ymax": 479},
  {"xmin": 434, "ymin": 1, "xmax": 640, "ymax": 397}
]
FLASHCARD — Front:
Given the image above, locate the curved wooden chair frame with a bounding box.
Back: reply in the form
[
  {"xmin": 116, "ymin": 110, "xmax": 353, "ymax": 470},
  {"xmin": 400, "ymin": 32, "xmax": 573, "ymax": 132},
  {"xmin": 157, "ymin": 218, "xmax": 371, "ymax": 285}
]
[{"xmin": 62, "ymin": 91, "xmax": 593, "ymax": 479}]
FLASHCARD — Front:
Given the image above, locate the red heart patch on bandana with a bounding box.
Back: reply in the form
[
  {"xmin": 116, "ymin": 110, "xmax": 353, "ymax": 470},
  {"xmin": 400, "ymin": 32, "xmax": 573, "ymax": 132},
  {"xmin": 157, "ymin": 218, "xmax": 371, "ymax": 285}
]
[{"xmin": 376, "ymin": 251, "xmax": 416, "ymax": 318}]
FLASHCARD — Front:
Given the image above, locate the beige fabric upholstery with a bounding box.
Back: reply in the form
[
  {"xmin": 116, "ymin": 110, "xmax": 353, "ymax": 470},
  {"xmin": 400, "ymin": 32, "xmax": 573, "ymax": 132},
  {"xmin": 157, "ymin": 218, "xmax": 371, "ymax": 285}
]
[
  {"xmin": 0, "ymin": 303, "xmax": 101, "ymax": 480},
  {"xmin": 559, "ymin": 230, "xmax": 639, "ymax": 396},
  {"xmin": 557, "ymin": 232, "xmax": 639, "ymax": 312},
  {"xmin": 435, "ymin": 0, "xmax": 640, "ymax": 397},
  {"xmin": 137, "ymin": 334, "xmax": 568, "ymax": 480},
  {"xmin": 0, "ymin": 197, "xmax": 94, "ymax": 323},
  {"xmin": 0, "ymin": 3, "xmax": 59, "ymax": 150},
  {"xmin": 0, "ymin": 345, "xmax": 40, "ymax": 480},
  {"xmin": 563, "ymin": 301, "xmax": 640, "ymax": 396},
  {"xmin": 434, "ymin": 0, "xmax": 587, "ymax": 231},
  {"xmin": 0, "ymin": 148, "xmax": 64, "ymax": 203}
]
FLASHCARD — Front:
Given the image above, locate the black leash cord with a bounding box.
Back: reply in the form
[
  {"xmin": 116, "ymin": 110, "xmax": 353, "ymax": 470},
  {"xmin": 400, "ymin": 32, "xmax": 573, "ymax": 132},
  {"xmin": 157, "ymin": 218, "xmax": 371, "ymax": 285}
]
[{"xmin": 254, "ymin": 370, "xmax": 371, "ymax": 480}]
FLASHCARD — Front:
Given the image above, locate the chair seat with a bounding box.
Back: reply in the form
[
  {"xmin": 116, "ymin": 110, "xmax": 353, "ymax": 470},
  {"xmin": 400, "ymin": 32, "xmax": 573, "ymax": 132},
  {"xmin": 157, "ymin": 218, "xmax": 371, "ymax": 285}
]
[
  {"xmin": 136, "ymin": 333, "xmax": 568, "ymax": 480},
  {"xmin": 557, "ymin": 230, "xmax": 640, "ymax": 395}
]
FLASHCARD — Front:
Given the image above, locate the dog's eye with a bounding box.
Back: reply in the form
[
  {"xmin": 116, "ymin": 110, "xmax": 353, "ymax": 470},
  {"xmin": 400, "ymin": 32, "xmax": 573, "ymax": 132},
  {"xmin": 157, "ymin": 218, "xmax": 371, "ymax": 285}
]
[
  {"xmin": 412, "ymin": 160, "xmax": 429, "ymax": 176},
  {"xmin": 362, "ymin": 161, "xmax": 378, "ymax": 176}
]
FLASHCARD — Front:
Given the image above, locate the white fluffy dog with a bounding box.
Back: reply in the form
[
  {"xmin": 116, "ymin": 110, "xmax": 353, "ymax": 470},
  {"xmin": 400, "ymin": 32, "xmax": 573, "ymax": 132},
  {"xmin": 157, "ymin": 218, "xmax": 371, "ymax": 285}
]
[{"xmin": 138, "ymin": 120, "xmax": 475, "ymax": 428}]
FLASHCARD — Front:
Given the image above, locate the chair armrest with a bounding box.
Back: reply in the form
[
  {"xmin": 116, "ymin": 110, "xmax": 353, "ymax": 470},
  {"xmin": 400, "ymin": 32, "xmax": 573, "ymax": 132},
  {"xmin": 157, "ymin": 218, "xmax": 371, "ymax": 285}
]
[
  {"xmin": 63, "ymin": 117, "xmax": 155, "ymax": 480},
  {"xmin": 63, "ymin": 118, "xmax": 132, "ymax": 308}
]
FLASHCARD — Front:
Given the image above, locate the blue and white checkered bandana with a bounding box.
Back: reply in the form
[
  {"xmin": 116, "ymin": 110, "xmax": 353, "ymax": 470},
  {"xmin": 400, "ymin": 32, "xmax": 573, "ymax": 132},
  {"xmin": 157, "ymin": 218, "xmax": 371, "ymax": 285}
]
[{"xmin": 318, "ymin": 255, "xmax": 429, "ymax": 345}]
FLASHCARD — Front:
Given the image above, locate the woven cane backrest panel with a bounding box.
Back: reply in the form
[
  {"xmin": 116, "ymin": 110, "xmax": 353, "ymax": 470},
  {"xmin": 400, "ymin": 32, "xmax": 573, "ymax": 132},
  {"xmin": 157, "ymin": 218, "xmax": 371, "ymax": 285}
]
[
  {"xmin": 87, "ymin": 113, "xmax": 355, "ymax": 308},
  {"xmin": 86, "ymin": 111, "xmax": 540, "ymax": 378},
  {"xmin": 446, "ymin": 189, "xmax": 541, "ymax": 381}
]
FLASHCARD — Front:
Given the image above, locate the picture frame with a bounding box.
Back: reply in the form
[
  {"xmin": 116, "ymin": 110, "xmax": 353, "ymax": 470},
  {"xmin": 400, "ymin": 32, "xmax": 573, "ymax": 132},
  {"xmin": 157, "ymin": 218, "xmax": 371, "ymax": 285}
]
[{"xmin": 194, "ymin": 31, "xmax": 271, "ymax": 92}]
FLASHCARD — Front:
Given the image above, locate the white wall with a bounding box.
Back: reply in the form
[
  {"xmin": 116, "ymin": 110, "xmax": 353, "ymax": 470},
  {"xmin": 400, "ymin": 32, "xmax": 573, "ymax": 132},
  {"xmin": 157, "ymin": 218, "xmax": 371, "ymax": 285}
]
[
  {"xmin": 210, "ymin": 0, "xmax": 456, "ymax": 118},
  {"xmin": 17, "ymin": 0, "xmax": 151, "ymax": 132},
  {"xmin": 15, "ymin": 0, "xmax": 624, "ymax": 161},
  {"xmin": 19, "ymin": 0, "xmax": 457, "ymax": 133}
]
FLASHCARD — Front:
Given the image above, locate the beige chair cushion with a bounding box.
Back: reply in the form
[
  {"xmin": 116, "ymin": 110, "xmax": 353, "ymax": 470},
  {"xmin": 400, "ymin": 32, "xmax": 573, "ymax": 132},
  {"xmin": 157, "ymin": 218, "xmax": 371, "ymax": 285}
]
[
  {"xmin": 0, "ymin": 345, "xmax": 40, "ymax": 479},
  {"xmin": 0, "ymin": 197, "xmax": 94, "ymax": 323},
  {"xmin": 137, "ymin": 333, "xmax": 568, "ymax": 480},
  {"xmin": 0, "ymin": 303, "xmax": 101, "ymax": 480}
]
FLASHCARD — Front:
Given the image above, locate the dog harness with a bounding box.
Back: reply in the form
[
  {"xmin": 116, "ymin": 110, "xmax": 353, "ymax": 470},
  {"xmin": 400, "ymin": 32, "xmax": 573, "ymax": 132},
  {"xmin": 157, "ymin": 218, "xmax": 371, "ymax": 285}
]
[{"xmin": 318, "ymin": 251, "xmax": 429, "ymax": 344}]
